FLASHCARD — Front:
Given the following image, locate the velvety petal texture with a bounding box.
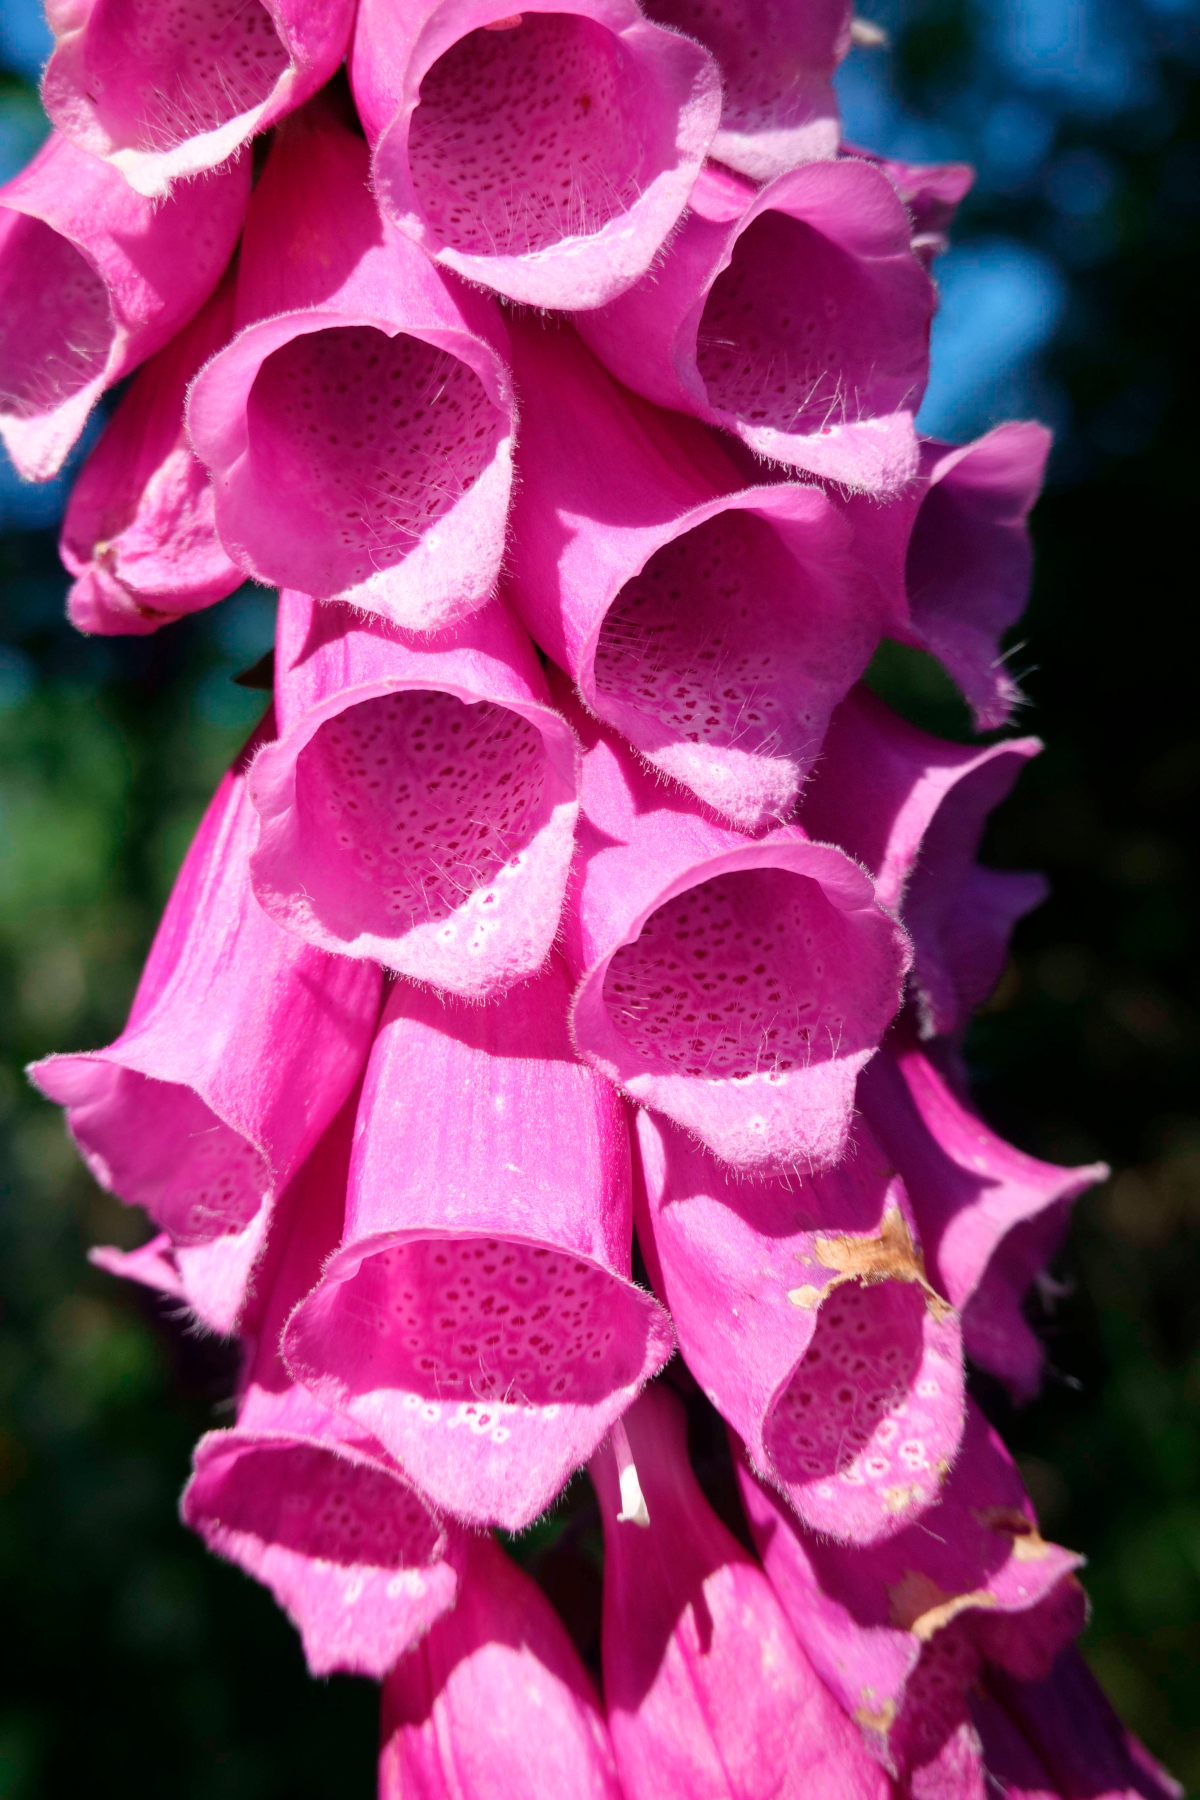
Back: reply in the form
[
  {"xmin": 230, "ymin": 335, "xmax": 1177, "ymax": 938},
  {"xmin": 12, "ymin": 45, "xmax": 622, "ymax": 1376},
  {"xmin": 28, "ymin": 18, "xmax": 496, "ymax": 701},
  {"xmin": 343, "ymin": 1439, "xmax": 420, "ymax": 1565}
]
[
  {"xmin": 283, "ymin": 959, "xmax": 674, "ymax": 1529},
  {"xmin": 350, "ymin": 0, "xmax": 723, "ymax": 309},
  {"xmin": 505, "ymin": 315, "xmax": 885, "ymax": 831},
  {"xmin": 0, "ymin": 130, "xmax": 248, "ymax": 481},
  {"xmin": 634, "ymin": 1109, "xmax": 966, "ymax": 1544},
  {"xmin": 42, "ymin": 0, "xmax": 356, "ymax": 196},
  {"xmin": 576, "ymin": 159, "xmax": 935, "ymax": 493},
  {"xmin": 29, "ymin": 720, "xmax": 383, "ymax": 1334},
  {"xmin": 738, "ymin": 1403, "xmax": 1087, "ymax": 1786},
  {"xmin": 644, "ymin": 0, "xmax": 851, "ymax": 178},
  {"xmin": 381, "ymin": 1532, "xmax": 623, "ymax": 1799},
  {"xmin": 186, "ymin": 97, "xmax": 516, "ymax": 630},
  {"xmin": 563, "ymin": 694, "xmax": 912, "ymax": 1173},
  {"xmin": 61, "ymin": 274, "xmax": 242, "ymax": 637},
  {"xmin": 847, "ymin": 147, "xmax": 975, "ymax": 265},
  {"xmin": 248, "ymin": 591, "xmax": 579, "ymax": 993},
  {"xmin": 591, "ymin": 1383, "xmax": 891, "ymax": 1799},
  {"xmin": 183, "ymin": 1090, "xmax": 462, "ymax": 1679}
]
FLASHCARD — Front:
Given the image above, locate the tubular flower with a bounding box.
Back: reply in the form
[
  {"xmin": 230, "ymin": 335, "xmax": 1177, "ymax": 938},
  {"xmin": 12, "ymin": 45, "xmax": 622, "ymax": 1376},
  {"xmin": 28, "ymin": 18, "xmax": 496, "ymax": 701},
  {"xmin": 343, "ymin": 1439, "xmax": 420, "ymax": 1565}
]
[{"xmin": 20, "ymin": 14, "xmax": 1171, "ymax": 1798}]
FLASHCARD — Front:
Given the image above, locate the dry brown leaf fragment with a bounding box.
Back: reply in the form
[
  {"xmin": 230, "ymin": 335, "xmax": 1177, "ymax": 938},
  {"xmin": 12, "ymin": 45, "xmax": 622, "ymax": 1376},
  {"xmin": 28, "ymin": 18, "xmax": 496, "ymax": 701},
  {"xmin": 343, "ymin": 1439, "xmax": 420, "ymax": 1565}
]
[
  {"xmin": 786, "ymin": 1202, "xmax": 953, "ymax": 1321},
  {"xmin": 887, "ymin": 1568, "xmax": 996, "ymax": 1640}
]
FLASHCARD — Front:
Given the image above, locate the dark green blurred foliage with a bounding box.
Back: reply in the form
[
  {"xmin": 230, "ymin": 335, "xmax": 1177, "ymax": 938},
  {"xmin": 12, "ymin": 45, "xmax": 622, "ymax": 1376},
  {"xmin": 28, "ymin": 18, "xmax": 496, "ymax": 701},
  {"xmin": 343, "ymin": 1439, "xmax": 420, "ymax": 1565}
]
[{"xmin": 1, "ymin": 2, "xmax": 1199, "ymax": 1794}]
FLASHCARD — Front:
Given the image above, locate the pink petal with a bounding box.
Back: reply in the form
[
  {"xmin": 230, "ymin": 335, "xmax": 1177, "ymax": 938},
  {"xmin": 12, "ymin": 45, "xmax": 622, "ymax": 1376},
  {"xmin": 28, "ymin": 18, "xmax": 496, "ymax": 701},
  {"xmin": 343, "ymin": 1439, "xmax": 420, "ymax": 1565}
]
[
  {"xmin": 738, "ymin": 1402, "xmax": 1087, "ymax": 1783},
  {"xmin": 88, "ymin": 1232, "xmax": 185, "ymax": 1300},
  {"xmin": 562, "ymin": 692, "xmax": 911, "ymax": 1173},
  {"xmin": 800, "ymin": 683, "xmax": 1046, "ymax": 1034},
  {"xmin": 0, "ymin": 130, "xmax": 248, "ymax": 481},
  {"xmin": 845, "ymin": 145, "xmax": 976, "ymax": 265},
  {"xmin": 590, "ymin": 1384, "xmax": 891, "ymax": 1800},
  {"xmin": 283, "ymin": 959, "xmax": 674, "ymax": 1530},
  {"xmin": 186, "ymin": 97, "xmax": 516, "ymax": 631},
  {"xmin": 29, "ymin": 718, "xmax": 382, "ymax": 1334},
  {"xmin": 635, "ymin": 1108, "xmax": 966, "ymax": 1543},
  {"xmin": 247, "ymin": 592, "xmax": 579, "ymax": 996},
  {"xmin": 505, "ymin": 315, "xmax": 886, "ymax": 832},
  {"xmin": 183, "ymin": 1093, "xmax": 462, "ymax": 1679},
  {"xmin": 576, "ymin": 157, "xmax": 935, "ymax": 494},
  {"xmin": 351, "ymin": 0, "xmax": 722, "ymax": 309},
  {"xmin": 42, "ymin": 0, "xmax": 357, "ymax": 197},
  {"xmin": 381, "ymin": 1533, "xmax": 622, "ymax": 1799},
  {"xmin": 61, "ymin": 272, "xmax": 242, "ymax": 637},
  {"xmin": 860, "ymin": 1036, "xmax": 1107, "ymax": 1400},
  {"xmin": 646, "ymin": 0, "xmax": 852, "ymax": 179}
]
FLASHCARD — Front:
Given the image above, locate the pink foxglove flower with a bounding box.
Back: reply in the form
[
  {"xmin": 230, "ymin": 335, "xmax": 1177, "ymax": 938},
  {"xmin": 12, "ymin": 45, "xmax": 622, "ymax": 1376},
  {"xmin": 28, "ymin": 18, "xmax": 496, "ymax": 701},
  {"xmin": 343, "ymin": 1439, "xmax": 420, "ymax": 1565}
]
[
  {"xmin": 380, "ymin": 1532, "xmax": 622, "ymax": 1799},
  {"xmin": 247, "ymin": 590, "xmax": 579, "ymax": 993},
  {"xmin": 42, "ymin": 0, "xmax": 357, "ymax": 197},
  {"xmin": 590, "ymin": 1383, "xmax": 892, "ymax": 1799},
  {"xmin": 847, "ymin": 147, "xmax": 975, "ymax": 265},
  {"xmin": 642, "ymin": 0, "xmax": 851, "ymax": 178},
  {"xmin": 30, "ymin": 720, "xmax": 382, "ymax": 1334},
  {"xmin": 349, "ymin": 0, "xmax": 722, "ymax": 310},
  {"xmin": 973, "ymin": 1649, "xmax": 1182, "ymax": 1800},
  {"xmin": 860, "ymin": 1032, "xmax": 1107, "ymax": 1400},
  {"xmin": 738, "ymin": 1403, "xmax": 1087, "ymax": 1790},
  {"xmin": 182, "ymin": 1090, "xmax": 462, "ymax": 1679},
  {"xmin": 60, "ymin": 274, "xmax": 242, "ymax": 637},
  {"xmin": 186, "ymin": 98, "xmax": 517, "ymax": 631},
  {"xmin": 632, "ymin": 1109, "xmax": 966, "ymax": 1544},
  {"xmin": 283, "ymin": 959, "xmax": 674, "ymax": 1529},
  {"xmin": 799, "ymin": 684, "xmax": 1047, "ymax": 1038},
  {"xmin": 505, "ymin": 314, "xmax": 884, "ymax": 832},
  {"xmin": 575, "ymin": 158, "xmax": 935, "ymax": 493},
  {"xmin": 0, "ymin": 131, "xmax": 248, "ymax": 481},
  {"xmin": 562, "ymin": 693, "xmax": 911, "ymax": 1173}
]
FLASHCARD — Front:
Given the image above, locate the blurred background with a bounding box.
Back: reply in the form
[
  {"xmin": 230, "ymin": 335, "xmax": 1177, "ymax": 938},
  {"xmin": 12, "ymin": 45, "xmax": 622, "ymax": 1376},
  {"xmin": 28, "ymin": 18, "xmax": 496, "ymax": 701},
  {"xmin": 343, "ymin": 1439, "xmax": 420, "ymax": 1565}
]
[{"xmin": 1, "ymin": 0, "xmax": 1198, "ymax": 1793}]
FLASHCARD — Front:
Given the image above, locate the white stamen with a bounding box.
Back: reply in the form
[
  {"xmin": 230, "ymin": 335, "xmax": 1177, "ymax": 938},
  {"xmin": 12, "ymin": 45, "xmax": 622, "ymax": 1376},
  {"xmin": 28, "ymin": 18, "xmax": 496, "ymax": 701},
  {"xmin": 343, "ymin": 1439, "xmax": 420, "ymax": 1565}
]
[{"xmin": 611, "ymin": 1417, "xmax": 650, "ymax": 1528}]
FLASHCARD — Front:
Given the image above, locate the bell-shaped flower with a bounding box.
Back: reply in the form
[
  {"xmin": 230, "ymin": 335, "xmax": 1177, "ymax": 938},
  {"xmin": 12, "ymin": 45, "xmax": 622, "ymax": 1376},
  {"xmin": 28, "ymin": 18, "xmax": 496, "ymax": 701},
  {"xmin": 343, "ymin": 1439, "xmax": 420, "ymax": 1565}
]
[
  {"xmin": 186, "ymin": 97, "xmax": 516, "ymax": 633},
  {"xmin": 29, "ymin": 718, "xmax": 383, "ymax": 1335},
  {"xmin": 0, "ymin": 131, "xmax": 248, "ymax": 481},
  {"xmin": 799, "ymin": 684, "xmax": 1047, "ymax": 1038},
  {"xmin": 561, "ymin": 693, "xmax": 911, "ymax": 1174},
  {"xmin": 860, "ymin": 1032, "xmax": 1107, "ymax": 1401},
  {"xmin": 575, "ymin": 158, "xmax": 935, "ymax": 494},
  {"xmin": 644, "ymin": 0, "xmax": 851, "ymax": 179},
  {"xmin": 381, "ymin": 1531, "xmax": 622, "ymax": 1799},
  {"xmin": 633, "ymin": 1108, "xmax": 966, "ymax": 1544},
  {"xmin": 283, "ymin": 958, "xmax": 674, "ymax": 1531},
  {"xmin": 737, "ymin": 1401, "xmax": 1087, "ymax": 1787},
  {"xmin": 349, "ymin": 0, "xmax": 722, "ymax": 311},
  {"xmin": 973, "ymin": 1649, "xmax": 1182, "ymax": 1800},
  {"xmin": 842, "ymin": 424, "xmax": 1052, "ymax": 730},
  {"xmin": 590, "ymin": 1383, "xmax": 892, "ymax": 1800},
  {"xmin": 183, "ymin": 1089, "xmax": 463, "ymax": 1679},
  {"xmin": 504, "ymin": 315, "xmax": 885, "ymax": 833},
  {"xmin": 42, "ymin": 0, "xmax": 357, "ymax": 197},
  {"xmin": 60, "ymin": 274, "xmax": 242, "ymax": 637},
  {"xmin": 247, "ymin": 591, "xmax": 579, "ymax": 995}
]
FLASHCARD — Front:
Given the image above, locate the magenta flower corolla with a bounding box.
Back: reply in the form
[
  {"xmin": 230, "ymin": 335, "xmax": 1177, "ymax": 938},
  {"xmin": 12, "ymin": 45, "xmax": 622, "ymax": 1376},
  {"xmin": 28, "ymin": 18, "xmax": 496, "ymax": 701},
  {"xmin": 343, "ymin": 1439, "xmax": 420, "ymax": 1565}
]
[
  {"xmin": 42, "ymin": 0, "xmax": 357, "ymax": 196},
  {"xmin": 15, "ymin": 14, "xmax": 1172, "ymax": 1795}
]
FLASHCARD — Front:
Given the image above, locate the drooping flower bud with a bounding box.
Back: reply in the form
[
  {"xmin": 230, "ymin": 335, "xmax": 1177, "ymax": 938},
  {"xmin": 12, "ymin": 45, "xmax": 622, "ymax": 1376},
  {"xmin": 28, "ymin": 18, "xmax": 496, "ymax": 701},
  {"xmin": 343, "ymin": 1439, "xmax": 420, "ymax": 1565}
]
[
  {"xmin": 247, "ymin": 591, "xmax": 579, "ymax": 995},
  {"xmin": 504, "ymin": 315, "xmax": 884, "ymax": 832},
  {"xmin": 283, "ymin": 959, "xmax": 674, "ymax": 1530},
  {"xmin": 30, "ymin": 717, "xmax": 382, "ymax": 1334},
  {"xmin": 562, "ymin": 693, "xmax": 911, "ymax": 1173},
  {"xmin": 60, "ymin": 274, "xmax": 242, "ymax": 637},
  {"xmin": 380, "ymin": 1532, "xmax": 623, "ymax": 1799},
  {"xmin": 633, "ymin": 1107, "xmax": 966, "ymax": 1543},
  {"xmin": 737, "ymin": 1403, "xmax": 1087, "ymax": 1789},
  {"xmin": 799, "ymin": 684, "xmax": 1047, "ymax": 1039},
  {"xmin": 350, "ymin": 0, "xmax": 722, "ymax": 310},
  {"xmin": 42, "ymin": 0, "xmax": 357, "ymax": 197},
  {"xmin": 186, "ymin": 98, "xmax": 516, "ymax": 632},
  {"xmin": 0, "ymin": 131, "xmax": 248, "ymax": 480},
  {"xmin": 576, "ymin": 159, "xmax": 935, "ymax": 494},
  {"xmin": 590, "ymin": 1383, "xmax": 892, "ymax": 1800},
  {"xmin": 182, "ymin": 1088, "xmax": 463, "ymax": 1679}
]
